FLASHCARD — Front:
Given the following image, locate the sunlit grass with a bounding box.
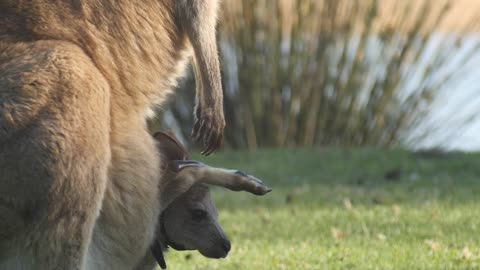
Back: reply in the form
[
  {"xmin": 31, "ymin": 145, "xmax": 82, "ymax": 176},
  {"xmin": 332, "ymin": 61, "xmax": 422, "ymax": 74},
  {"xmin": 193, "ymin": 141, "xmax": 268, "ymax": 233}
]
[{"xmin": 164, "ymin": 148, "xmax": 480, "ymax": 269}]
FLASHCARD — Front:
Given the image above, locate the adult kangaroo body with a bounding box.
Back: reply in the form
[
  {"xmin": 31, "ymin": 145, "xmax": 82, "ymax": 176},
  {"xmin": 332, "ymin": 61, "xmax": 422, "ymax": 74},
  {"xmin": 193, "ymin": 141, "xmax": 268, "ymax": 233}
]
[{"xmin": 0, "ymin": 1, "xmax": 224, "ymax": 270}]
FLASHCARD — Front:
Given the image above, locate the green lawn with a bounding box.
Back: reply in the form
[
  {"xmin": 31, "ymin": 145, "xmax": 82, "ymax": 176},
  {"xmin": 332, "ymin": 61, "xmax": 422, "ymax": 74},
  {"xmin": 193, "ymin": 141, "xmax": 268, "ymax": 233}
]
[{"xmin": 164, "ymin": 148, "xmax": 480, "ymax": 270}]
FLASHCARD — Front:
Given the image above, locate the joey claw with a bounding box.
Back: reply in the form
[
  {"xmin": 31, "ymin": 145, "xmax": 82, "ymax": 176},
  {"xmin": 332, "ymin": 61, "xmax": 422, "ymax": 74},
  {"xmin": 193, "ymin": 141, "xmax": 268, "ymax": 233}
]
[
  {"xmin": 252, "ymin": 179, "xmax": 272, "ymax": 196},
  {"xmin": 239, "ymin": 173, "xmax": 272, "ymax": 196}
]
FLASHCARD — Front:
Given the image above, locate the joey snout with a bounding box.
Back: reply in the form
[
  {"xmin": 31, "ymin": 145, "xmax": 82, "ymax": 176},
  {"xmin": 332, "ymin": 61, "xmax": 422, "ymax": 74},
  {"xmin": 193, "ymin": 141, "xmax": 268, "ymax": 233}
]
[{"xmin": 200, "ymin": 238, "xmax": 231, "ymax": 259}]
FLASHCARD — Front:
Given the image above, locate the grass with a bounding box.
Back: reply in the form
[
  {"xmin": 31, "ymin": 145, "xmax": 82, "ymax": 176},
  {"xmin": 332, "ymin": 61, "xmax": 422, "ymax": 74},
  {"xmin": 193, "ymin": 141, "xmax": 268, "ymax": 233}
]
[{"xmin": 164, "ymin": 148, "xmax": 480, "ymax": 270}]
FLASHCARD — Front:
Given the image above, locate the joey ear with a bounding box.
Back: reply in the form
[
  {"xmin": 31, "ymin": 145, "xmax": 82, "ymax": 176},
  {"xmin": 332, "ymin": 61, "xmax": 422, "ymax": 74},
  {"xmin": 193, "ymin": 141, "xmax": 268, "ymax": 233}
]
[
  {"xmin": 153, "ymin": 131, "xmax": 190, "ymax": 161},
  {"xmin": 162, "ymin": 130, "xmax": 177, "ymax": 139}
]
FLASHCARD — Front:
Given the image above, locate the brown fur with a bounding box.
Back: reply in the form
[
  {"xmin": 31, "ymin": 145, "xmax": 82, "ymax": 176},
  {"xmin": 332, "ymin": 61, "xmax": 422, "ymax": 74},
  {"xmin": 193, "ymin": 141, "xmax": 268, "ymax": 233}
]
[
  {"xmin": 88, "ymin": 131, "xmax": 270, "ymax": 270},
  {"xmin": 133, "ymin": 131, "xmax": 270, "ymax": 270},
  {"xmin": 0, "ymin": 1, "xmax": 224, "ymax": 269}
]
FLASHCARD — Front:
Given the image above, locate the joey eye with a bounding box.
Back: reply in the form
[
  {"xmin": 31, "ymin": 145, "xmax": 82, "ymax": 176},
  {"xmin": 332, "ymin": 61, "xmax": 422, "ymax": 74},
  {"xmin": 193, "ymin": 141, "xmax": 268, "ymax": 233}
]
[{"xmin": 190, "ymin": 209, "xmax": 207, "ymax": 221}]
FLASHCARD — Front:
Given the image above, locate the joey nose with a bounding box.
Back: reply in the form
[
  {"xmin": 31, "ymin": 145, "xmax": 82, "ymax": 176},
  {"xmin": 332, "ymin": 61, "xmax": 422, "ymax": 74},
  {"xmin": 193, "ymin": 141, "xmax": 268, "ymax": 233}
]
[{"xmin": 222, "ymin": 240, "xmax": 231, "ymax": 253}]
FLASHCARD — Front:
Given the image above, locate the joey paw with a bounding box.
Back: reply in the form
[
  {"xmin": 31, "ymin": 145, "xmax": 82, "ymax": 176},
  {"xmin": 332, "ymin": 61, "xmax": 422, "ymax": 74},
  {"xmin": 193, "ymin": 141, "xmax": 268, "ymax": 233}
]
[{"xmin": 243, "ymin": 174, "xmax": 272, "ymax": 196}]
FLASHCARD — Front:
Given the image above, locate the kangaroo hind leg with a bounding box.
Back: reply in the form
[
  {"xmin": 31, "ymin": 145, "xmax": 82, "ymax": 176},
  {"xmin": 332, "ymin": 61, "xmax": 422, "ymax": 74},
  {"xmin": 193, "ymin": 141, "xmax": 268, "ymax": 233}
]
[{"xmin": 0, "ymin": 41, "xmax": 111, "ymax": 270}]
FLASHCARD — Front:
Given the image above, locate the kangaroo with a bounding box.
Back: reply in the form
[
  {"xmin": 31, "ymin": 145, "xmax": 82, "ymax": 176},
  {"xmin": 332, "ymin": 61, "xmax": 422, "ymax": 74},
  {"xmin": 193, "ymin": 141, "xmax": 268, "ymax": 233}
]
[
  {"xmin": 0, "ymin": 1, "xmax": 224, "ymax": 269},
  {"xmin": 131, "ymin": 131, "xmax": 271, "ymax": 270}
]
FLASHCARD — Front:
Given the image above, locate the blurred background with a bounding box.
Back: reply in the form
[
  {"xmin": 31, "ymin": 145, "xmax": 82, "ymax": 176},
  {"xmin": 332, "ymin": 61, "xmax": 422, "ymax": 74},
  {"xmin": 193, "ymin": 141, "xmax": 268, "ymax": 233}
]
[
  {"xmin": 150, "ymin": 0, "xmax": 480, "ymax": 152},
  {"xmin": 155, "ymin": 1, "xmax": 480, "ymax": 269}
]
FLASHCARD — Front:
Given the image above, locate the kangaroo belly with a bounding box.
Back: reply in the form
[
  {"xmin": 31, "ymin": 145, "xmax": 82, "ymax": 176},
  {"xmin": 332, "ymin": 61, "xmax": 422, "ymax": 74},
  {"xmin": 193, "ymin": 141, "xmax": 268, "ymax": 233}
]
[{"xmin": 87, "ymin": 126, "xmax": 162, "ymax": 270}]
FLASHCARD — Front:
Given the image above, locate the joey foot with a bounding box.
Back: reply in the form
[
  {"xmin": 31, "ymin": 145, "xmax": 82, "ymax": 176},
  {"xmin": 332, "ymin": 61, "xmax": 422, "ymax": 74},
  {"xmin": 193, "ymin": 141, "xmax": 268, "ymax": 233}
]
[{"xmin": 234, "ymin": 170, "xmax": 273, "ymax": 196}]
